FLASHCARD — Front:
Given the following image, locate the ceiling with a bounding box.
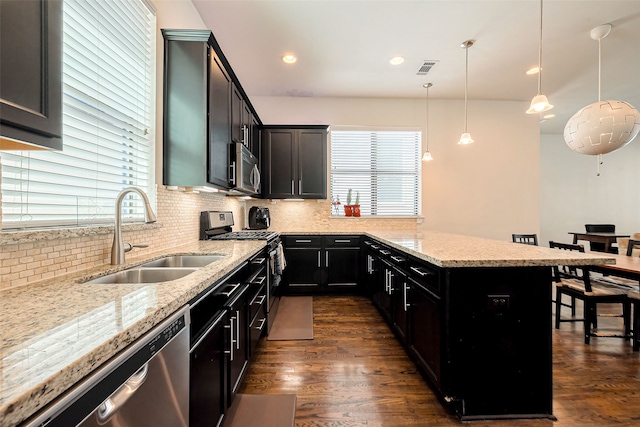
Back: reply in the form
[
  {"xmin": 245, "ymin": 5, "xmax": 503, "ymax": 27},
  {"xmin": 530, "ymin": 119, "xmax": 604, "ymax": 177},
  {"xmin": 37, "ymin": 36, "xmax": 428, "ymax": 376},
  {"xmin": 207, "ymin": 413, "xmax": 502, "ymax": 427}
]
[{"xmin": 190, "ymin": 0, "xmax": 640, "ymax": 134}]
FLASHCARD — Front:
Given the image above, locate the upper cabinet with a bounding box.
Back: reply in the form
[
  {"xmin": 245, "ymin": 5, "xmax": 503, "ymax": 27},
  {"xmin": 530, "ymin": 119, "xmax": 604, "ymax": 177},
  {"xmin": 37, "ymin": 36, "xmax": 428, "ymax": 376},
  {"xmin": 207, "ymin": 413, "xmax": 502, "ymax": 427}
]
[
  {"xmin": 0, "ymin": 0, "xmax": 63, "ymax": 150},
  {"xmin": 161, "ymin": 29, "xmax": 262, "ymax": 191},
  {"xmin": 262, "ymin": 126, "xmax": 328, "ymax": 199}
]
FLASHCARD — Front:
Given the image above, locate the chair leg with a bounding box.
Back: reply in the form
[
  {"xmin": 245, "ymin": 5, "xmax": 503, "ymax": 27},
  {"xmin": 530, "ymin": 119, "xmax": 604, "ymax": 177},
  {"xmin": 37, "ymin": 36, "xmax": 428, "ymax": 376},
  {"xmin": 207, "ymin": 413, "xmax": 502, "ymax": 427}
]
[
  {"xmin": 623, "ymin": 301, "xmax": 631, "ymax": 338},
  {"xmin": 571, "ymin": 296, "xmax": 576, "ymax": 316},
  {"xmin": 555, "ymin": 290, "xmax": 562, "ymax": 329},
  {"xmin": 633, "ymin": 301, "xmax": 639, "ymax": 352},
  {"xmin": 584, "ymin": 301, "xmax": 594, "ymax": 345}
]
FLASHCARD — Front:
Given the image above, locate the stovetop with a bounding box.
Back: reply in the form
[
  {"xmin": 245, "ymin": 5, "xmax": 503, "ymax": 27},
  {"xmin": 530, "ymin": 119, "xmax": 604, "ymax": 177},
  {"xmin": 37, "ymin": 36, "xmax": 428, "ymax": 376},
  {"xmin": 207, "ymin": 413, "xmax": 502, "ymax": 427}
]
[{"xmin": 206, "ymin": 230, "xmax": 279, "ymax": 241}]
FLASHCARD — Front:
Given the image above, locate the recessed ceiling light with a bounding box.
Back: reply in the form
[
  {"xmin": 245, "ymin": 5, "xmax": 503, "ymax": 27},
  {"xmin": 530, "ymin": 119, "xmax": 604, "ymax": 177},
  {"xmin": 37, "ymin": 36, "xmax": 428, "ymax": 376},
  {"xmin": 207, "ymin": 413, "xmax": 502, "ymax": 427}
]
[
  {"xmin": 526, "ymin": 66, "xmax": 541, "ymax": 75},
  {"xmin": 282, "ymin": 54, "xmax": 297, "ymax": 64},
  {"xmin": 389, "ymin": 56, "xmax": 405, "ymax": 65}
]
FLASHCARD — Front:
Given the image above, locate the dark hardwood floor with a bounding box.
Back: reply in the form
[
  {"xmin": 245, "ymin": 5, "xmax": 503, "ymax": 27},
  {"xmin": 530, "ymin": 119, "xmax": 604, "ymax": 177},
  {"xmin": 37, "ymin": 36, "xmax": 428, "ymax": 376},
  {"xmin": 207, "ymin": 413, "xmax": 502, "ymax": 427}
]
[{"xmin": 239, "ymin": 295, "xmax": 640, "ymax": 426}]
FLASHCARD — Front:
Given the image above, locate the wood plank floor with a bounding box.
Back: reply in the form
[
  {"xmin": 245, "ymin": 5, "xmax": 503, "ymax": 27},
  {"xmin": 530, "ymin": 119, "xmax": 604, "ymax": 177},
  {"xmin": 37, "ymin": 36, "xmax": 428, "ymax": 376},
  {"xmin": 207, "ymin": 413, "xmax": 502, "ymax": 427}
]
[{"xmin": 239, "ymin": 295, "xmax": 640, "ymax": 426}]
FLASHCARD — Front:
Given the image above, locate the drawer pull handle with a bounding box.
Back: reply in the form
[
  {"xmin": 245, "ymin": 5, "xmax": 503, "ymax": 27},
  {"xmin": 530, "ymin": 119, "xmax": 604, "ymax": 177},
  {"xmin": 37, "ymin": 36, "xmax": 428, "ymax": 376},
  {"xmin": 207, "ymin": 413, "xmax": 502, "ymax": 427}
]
[
  {"xmin": 334, "ymin": 239, "xmax": 352, "ymax": 243},
  {"xmin": 296, "ymin": 239, "xmax": 312, "ymax": 243},
  {"xmin": 380, "ymin": 250, "xmax": 391, "ymax": 255},
  {"xmin": 390, "ymin": 256, "xmax": 404, "ymax": 263},
  {"xmin": 221, "ymin": 283, "xmax": 241, "ymax": 297},
  {"xmin": 410, "ymin": 266, "xmax": 433, "ymax": 277}
]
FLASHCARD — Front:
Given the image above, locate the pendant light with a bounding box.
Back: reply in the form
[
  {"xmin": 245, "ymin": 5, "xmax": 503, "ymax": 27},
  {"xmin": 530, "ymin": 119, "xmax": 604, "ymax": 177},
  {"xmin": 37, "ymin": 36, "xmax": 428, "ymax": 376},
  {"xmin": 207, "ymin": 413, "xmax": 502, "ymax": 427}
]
[
  {"xmin": 564, "ymin": 23, "xmax": 640, "ymax": 175},
  {"xmin": 422, "ymin": 83, "xmax": 434, "ymax": 161},
  {"xmin": 458, "ymin": 40, "xmax": 474, "ymax": 145},
  {"xmin": 526, "ymin": 0, "xmax": 553, "ymax": 114}
]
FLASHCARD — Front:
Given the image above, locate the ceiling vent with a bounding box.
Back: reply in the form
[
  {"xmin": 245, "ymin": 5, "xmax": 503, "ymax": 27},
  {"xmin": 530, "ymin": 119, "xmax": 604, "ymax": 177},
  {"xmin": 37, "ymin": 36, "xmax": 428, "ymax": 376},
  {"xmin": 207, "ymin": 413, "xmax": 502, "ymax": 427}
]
[{"xmin": 416, "ymin": 60, "xmax": 438, "ymax": 75}]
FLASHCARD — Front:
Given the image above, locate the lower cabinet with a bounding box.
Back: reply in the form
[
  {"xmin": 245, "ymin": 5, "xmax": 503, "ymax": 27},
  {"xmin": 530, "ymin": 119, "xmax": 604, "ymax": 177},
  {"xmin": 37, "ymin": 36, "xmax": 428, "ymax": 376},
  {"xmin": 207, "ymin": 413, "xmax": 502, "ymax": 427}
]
[
  {"xmin": 366, "ymin": 238, "xmax": 553, "ymax": 421},
  {"xmin": 282, "ymin": 235, "xmax": 360, "ymax": 294}
]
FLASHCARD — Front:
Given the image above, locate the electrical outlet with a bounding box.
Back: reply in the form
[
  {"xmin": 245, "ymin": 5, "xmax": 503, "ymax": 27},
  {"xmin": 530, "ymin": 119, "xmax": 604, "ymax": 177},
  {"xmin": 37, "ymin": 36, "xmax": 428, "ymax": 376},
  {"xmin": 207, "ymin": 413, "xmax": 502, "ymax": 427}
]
[{"xmin": 487, "ymin": 294, "xmax": 510, "ymax": 311}]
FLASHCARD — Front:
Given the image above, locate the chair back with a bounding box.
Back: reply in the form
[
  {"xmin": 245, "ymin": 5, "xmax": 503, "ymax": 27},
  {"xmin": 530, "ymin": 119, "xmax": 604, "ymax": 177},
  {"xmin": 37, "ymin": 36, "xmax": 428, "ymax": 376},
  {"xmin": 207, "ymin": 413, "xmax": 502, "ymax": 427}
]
[
  {"xmin": 549, "ymin": 241, "xmax": 586, "ymax": 282},
  {"xmin": 627, "ymin": 239, "xmax": 640, "ymax": 257},
  {"xmin": 512, "ymin": 233, "xmax": 538, "ymax": 246}
]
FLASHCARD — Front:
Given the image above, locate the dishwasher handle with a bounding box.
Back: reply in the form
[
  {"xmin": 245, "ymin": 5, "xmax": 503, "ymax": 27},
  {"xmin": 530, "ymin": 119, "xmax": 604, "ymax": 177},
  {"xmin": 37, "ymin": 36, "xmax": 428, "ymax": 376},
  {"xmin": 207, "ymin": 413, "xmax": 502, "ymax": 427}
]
[{"xmin": 96, "ymin": 364, "xmax": 149, "ymax": 423}]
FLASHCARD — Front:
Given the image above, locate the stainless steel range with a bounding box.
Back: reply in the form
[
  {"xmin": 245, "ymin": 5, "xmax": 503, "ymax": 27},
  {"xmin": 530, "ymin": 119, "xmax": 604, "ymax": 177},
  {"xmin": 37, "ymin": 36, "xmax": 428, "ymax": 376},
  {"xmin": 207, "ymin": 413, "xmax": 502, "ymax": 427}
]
[{"xmin": 199, "ymin": 211, "xmax": 282, "ymax": 334}]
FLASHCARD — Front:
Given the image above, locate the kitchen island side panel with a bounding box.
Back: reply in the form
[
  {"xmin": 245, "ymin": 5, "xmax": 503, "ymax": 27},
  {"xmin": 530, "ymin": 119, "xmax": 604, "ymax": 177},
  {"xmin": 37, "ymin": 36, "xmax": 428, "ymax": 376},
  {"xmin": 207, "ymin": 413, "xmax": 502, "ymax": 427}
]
[{"xmin": 444, "ymin": 266, "xmax": 553, "ymax": 420}]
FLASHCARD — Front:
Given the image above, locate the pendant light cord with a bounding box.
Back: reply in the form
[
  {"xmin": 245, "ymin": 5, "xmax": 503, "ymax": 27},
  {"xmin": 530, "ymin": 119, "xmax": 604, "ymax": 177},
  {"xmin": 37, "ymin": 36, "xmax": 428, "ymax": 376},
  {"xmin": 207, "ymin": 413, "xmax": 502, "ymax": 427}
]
[
  {"xmin": 426, "ymin": 85, "xmax": 430, "ymax": 150},
  {"xmin": 598, "ymin": 37, "xmax": 602, "ymax": 102},
  {"xmin": 464, "ymin": 46, "xmax": 469, "ymax": 132},
  {"xmin": 537, "ymin": 0, "xmax": 543, "ymax": 95}
]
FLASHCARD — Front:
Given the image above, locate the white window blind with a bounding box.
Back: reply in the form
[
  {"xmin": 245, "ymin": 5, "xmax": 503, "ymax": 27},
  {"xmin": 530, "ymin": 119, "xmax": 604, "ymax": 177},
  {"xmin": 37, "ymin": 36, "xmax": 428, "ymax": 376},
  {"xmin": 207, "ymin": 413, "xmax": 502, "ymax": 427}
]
[
  {"xmin": 1, "ymin": 0, "xmax": 156, "ymax": 230},
  {"xmin": 330, "ymin": 130, "xmax": 421, "ymax": 216}
]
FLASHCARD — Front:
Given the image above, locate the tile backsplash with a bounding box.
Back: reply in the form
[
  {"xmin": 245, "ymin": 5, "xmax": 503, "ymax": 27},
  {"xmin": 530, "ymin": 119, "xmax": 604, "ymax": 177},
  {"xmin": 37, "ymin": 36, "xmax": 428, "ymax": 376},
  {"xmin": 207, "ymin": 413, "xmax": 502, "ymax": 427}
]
[{"xmin": 1, "ymin": 189, "xmax": 417, "ymax": 290}]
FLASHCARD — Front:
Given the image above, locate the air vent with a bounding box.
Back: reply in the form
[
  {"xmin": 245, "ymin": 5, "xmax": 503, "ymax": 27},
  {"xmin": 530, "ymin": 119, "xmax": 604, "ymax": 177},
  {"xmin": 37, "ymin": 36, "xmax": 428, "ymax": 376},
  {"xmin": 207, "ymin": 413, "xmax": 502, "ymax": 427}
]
[{"xmin": 416, "ymin": 60, "xmax": 438, "ymax": 75}]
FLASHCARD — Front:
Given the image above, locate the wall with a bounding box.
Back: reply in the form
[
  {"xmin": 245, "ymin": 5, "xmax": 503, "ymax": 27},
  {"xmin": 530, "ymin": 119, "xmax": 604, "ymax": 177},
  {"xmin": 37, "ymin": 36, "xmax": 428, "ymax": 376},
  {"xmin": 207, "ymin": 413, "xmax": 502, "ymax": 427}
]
[
  {"xmin": 251, "ymin": 96, "xmax": 541, "ymax": 241},
  {"xmin": 540, "ymin": 132, "xmax": 640, "ymax": 247}
]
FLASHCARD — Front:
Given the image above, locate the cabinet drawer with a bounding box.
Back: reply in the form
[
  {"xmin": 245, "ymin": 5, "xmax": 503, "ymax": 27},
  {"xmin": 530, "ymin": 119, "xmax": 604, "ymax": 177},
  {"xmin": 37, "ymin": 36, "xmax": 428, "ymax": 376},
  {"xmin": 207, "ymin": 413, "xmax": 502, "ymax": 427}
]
[
  {"xmin": 248, "ymin": 284, "xmax": 267, "ymax": 322},
  {"xmin": 408, "ymin": 260, "xmax": 441, "ymax": 294},
  {"xmin": 323, "ymin": 235, "xmax": 360, "ymax": 247},
  {"xmin": 284, "ymin": 235, "xmax": 322, "ymax": 247}
]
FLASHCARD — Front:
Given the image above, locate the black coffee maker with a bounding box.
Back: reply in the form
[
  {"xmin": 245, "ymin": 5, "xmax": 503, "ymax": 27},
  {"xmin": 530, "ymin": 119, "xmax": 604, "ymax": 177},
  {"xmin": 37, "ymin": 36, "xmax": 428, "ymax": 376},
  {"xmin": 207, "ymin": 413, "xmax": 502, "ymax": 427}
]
[{"xmin": 248, "ymin": 206, "xmax": 270, "ymax": 229}]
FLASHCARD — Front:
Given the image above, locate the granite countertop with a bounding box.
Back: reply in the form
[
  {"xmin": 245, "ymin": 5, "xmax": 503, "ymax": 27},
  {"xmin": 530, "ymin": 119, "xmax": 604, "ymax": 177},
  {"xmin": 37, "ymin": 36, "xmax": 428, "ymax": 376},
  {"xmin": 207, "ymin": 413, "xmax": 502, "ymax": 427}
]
[
  {"xmin": 0, "ymin": 239, "xmax": 265, "ymax": 427},
  {"xmin": 1, "ymin": 230, "xmax": 615, "ymax": 426},
  {"xmin": 283, "ymin": 230, "xmax": 616, "ymax": 268}
]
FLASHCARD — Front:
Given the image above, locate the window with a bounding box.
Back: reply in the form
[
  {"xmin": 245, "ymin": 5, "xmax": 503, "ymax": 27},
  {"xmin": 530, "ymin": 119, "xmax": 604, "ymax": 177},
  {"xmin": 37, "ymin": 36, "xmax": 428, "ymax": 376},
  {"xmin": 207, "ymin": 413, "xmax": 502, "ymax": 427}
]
[
  {"xmin": 1, "ymin": 0, "xmax": 156, "ymax": 230},
  {"xmin": 330, "ymin": 129, "xmax": 421, "ymax": 216}
]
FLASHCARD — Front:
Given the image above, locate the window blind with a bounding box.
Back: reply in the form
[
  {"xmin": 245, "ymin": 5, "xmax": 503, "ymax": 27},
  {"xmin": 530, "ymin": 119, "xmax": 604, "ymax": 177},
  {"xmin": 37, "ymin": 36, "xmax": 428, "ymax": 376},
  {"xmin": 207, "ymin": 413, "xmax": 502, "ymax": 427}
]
[
  {"xmin": 330, "ymin": 130, "xmax": 421, "ymax": 216},
  {"xmin": 1, "ymin": 0, "xmax": 156, "ymax": 229}
]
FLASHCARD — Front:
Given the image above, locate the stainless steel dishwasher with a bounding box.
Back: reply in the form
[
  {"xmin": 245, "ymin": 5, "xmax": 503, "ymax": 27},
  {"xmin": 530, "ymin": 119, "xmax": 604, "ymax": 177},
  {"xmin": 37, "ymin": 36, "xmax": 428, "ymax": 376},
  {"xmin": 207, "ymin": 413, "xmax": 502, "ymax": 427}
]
[{"xmin": 23, "ymin": 306, "xmax": 190, "ymax": 427}]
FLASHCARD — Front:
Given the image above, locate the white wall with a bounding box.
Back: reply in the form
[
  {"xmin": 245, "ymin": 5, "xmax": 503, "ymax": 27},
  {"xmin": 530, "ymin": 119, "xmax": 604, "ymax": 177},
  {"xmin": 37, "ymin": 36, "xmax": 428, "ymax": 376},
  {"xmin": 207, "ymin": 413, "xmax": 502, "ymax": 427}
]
[
  {"xmin": 252, "ymin": 96, "xmax": 540, "ymax": 241},
  {"xmin": 540, "ymin": 133, "xmax": 640, "ymax": 248}
]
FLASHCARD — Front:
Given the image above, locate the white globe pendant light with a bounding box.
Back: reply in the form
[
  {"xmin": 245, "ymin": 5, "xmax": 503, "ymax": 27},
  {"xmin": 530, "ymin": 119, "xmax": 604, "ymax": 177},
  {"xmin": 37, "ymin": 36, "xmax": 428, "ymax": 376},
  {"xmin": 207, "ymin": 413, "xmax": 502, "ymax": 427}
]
[
  {"xmin": 422, "ymin": 83, "xmax": 434, "ymax": 161},
  {"xmin": 458, "ymin": 40, "xmax": 475, "ymax": 145},
  {"xmin": 564, "ymin": 24, "xmax": 640, "ymax": 173}
]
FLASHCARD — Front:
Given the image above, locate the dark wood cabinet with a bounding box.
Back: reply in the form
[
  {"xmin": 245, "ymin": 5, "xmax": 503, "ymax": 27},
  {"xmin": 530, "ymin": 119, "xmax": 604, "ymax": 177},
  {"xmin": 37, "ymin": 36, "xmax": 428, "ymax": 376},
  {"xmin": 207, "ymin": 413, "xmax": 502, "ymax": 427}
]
[
  {"xmin": 0, "ymin": 0, "xmax": 63, "ymax": 150},
  {"xmin": 282, "ymin": 235, "xmax": 360, "ymax": 294},
  {"xmin": 162, "ymin": 29, "xmax": 262, "ymax": 190},
  {"xmin": 162, "ymin": 30, "xmax": 231, "ymax": 189},
  {"xmin": 262, "ymin": 126, "xmax": 328, "ymax": 199},
  {"xmin": 227, "ymin": 285, "xmax": 250, "ymax": 404}
]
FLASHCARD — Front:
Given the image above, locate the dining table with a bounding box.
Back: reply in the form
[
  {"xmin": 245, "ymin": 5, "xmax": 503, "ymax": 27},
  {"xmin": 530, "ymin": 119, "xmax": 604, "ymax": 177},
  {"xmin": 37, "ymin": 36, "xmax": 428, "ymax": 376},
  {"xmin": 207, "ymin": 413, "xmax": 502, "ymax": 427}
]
[{"xmin": 569, "ymin": 231, "xmax": 630, "ymax": 254}]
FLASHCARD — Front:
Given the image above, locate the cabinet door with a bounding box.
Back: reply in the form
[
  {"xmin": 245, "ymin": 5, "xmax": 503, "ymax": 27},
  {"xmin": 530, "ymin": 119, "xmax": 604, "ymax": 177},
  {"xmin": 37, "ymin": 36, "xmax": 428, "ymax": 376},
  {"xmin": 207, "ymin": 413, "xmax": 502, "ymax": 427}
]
[
  {"xmin": 0, "ymin": 0, "xmax": 62, "ymax": 150},
  {"xmin": 378, "ymin": 263, "xmax": 394, "ymax": 322},
  {"xmin": 227, "ymin": 289, "xmax": 249, "ymax": 404},
  {"xmin": 325, "ymin": 247, "xmax": 359, "ymax": 289},
  {"xmin": 392, "ymin": 271, "xmax": 409, "ymax": 344},
  {"xmin": 230, "ymin": 84, "xmax": 244, "ymax": 145},
  {"xmin": 264, "ymin": 129, "xmax": 295, "ymax": 198},
  {"xmin": 242, "ymin": 102, "xmax": 253, "ymax": 151},
  {"xmin": 408, "ymin": 277, "xmax": 442, "ymax": 388},
  {"xmin": 297, "ymin": 129, "xmax": 327, "ymax": 199},
  {"xmin": 283, "ymin": 248, "xmax": 321, "ymax": 293},
  {"xmin": 250, "ymin": 114, "xmax": 261, "ymax": 158},
  {"xmin": 208, "ymin": 52, "xmax": 231, "ymax": 188},
  {"xmin": 190, "ymin": 312, "xmax": 227, "ymax": 427}
]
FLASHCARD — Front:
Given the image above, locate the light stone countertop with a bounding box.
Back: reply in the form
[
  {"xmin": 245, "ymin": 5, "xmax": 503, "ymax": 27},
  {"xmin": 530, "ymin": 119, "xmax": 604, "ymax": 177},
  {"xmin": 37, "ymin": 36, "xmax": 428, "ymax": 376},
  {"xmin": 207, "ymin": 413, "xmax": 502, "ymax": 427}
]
[
  {"xmin": 0, "ymin": 239, "xmax": 265, "ymax": 427},
  {"xmin": 283, "ymin": 230, "xmax": 616, "ymax": 268},
  {"xmin": 1, "ymin": 230, "xmax": 615, "ymax": 427}
]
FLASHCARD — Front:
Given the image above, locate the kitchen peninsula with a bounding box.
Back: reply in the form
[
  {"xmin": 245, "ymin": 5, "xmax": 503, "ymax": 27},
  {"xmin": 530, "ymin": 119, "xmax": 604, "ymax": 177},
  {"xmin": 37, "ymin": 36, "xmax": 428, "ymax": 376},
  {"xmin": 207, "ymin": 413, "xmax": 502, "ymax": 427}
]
[{"xmin": 0, "ymin": 231, "xmax": 614, "ymax": 426}]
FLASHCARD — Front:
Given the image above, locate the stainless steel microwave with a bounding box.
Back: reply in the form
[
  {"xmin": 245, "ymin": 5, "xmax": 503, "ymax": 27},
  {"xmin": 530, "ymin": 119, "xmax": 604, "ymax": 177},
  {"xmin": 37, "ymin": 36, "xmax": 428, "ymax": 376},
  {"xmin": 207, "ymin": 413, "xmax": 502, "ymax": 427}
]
[{"xmin": 231, "ymin": 143, "xmax": 260, "ymax": 195}]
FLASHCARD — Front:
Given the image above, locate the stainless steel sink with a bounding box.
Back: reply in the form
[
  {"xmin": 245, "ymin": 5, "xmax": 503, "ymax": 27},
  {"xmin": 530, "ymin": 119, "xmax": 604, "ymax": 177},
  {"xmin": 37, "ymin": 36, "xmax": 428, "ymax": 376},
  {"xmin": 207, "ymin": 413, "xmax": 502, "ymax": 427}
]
[
  {"xmin": 83, "ymin": 268, "xmax": 198, "ymax": 284},
  {"xmin": 139, "ymin": 255, "xmax": 226, "ymax": 268}
]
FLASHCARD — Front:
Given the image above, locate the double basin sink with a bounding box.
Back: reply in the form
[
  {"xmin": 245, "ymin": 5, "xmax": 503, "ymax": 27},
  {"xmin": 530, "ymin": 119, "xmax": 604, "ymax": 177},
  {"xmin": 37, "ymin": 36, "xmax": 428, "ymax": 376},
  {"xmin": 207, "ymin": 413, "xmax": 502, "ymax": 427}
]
[{"xmin": 83, "ymin": 255, "xmax": 225, "ymax": 284}]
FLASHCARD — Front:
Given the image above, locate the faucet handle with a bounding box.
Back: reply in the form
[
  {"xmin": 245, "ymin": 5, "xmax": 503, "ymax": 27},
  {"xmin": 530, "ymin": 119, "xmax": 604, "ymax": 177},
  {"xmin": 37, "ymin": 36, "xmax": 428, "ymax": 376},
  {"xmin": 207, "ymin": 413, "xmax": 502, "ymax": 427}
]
[{"xmin": 124, "ymin": 242, "xmax": 150, "ymax": 253}]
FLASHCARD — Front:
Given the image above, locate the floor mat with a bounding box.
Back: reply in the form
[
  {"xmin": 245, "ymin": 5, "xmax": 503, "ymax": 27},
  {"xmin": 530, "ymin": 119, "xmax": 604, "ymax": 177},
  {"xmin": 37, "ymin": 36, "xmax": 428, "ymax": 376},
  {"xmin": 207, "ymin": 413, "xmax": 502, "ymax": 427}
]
[
  {"xmin": 223, "ymin": 393, "xmax": 297, "ymax": 427},
  {"xmin": 267, "ymin": 296, "xmax": 313, "ymax": 340}
]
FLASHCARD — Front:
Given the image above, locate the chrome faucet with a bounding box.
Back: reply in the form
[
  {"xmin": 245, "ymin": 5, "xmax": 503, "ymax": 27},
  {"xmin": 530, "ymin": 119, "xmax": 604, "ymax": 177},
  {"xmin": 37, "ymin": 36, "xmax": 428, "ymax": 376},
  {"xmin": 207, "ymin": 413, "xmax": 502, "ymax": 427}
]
[{"xmin": 111, "ymin": 187, "xmax": 157, "ymax": 265}]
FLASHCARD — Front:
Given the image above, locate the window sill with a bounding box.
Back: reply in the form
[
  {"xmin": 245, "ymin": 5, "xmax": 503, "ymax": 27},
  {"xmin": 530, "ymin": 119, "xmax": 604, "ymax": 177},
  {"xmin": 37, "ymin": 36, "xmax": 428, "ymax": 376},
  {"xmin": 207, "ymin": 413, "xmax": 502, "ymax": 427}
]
[
  {"xmin": 330, "ymin": 215, "xmax": 424, "ymax": 221},
  {"xmin": 1, "ymin": 222, "xmax": 162, "ymax": 246}
]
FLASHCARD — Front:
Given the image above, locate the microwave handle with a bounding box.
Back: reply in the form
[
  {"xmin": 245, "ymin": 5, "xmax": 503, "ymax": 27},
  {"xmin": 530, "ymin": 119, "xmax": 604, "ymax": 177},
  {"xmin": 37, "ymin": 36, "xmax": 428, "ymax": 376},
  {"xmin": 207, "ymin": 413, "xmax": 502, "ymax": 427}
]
[
  {"xmin": 252, "ymin": 164, "xmax": 261, "ymax": 192},
  {"xmin": 229, "ymin": 161, "xmax": 236, "ymax": 185}
]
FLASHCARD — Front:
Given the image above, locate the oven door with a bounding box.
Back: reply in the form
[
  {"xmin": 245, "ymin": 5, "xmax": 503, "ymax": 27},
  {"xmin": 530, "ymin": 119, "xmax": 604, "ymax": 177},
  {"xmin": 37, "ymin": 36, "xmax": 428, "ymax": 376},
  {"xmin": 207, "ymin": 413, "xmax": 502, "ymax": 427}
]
[{"xmin": 232, "ymin": 143, "xmax": 260, "ymax": 195}]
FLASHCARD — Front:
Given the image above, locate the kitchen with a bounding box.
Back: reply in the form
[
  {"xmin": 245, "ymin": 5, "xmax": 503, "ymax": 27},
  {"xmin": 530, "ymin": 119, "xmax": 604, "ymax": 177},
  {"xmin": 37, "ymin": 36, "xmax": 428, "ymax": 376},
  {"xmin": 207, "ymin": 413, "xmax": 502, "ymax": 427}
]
[{"xmin": 1, "ymin": 0, "xmax": 640, "ymax": 426}]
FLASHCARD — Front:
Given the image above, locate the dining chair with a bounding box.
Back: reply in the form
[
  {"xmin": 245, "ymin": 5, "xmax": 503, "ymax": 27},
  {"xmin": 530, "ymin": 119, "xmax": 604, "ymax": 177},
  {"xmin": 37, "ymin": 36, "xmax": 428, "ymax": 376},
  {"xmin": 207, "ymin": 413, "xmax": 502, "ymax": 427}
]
[
  {"xmin": 550, "ymin": 241, "xmax": 631, "ymax": 345},
  {"xmin": 512, "ymin": 233, "xmax": 538, "ymax": 246},
  {"xmin": 627, "ymin": 239, "xmax": 640, "ymax": 257},
  {"xmin": 584, "ymin": 224, "xmax": 616, "ymax": 253},
  {"xmin": 630, "ymin": 291, "xmax": 640, "ymax": 351}
]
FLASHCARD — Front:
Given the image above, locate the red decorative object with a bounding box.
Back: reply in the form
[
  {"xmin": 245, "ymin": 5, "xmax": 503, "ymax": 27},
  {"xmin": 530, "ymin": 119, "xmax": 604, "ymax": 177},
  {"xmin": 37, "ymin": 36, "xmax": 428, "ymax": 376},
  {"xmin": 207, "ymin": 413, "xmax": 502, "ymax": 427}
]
[
  {"xmin": 353, "ymin": 205, "xmax": 361, "ymax": 217},
  {"xmin": 344, "ymin": 205, "xmax": 354, "ymax": 216}
]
